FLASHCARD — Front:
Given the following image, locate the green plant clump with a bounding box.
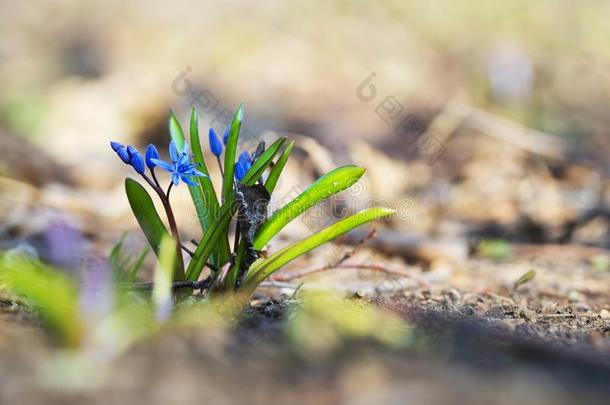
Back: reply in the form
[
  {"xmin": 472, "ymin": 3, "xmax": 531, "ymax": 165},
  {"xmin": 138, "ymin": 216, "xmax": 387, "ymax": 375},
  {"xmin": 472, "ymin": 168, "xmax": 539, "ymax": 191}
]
[{"xmin": 111, "ymin": 104, "xmax": 393, "ymax": 301}]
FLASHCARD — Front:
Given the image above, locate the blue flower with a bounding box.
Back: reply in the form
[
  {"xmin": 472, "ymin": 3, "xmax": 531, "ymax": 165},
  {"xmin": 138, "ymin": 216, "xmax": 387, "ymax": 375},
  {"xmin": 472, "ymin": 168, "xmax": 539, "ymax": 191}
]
[
  {"xmin": 126, "ymin": 145, "xmax": 146, "ymax": 174},
  {"xmin": 151, "ymin": 140, "xmax": 206, "ymax": 186},
  {"xmin": 110, "ymin": 141, "xmax": 137, "ymax": 165},
  {"xmin": 110, "ymin": 141, "xmax": 130, "ymax": 164},
  {"xmin": 145, "ymin": 144, "xmax": 159, "ymax": 169},
  {"xmin": 110, "ymin": 141, "xmax": 123, "ymax": 152},
  {"xmin": 234, "ymin": 160, "xmax": 247, "ymax": 182},
  {"xmin": 208, "ymin": 128, "xmax": 223, "ymax": 157},
  {"xmin": 238, "ymin": 151, "xmax": 251, "ymax": 165},
  {"xmin": 222, "ymin": 126, "xmax": 230, "ymax": 145},
  {"xmin": 130, "ymin": 153, "xmax": 145, "ymax": 174},
  {"xmin": 243, "ymin": 159, "xmax": 252, "ymax": 173}
]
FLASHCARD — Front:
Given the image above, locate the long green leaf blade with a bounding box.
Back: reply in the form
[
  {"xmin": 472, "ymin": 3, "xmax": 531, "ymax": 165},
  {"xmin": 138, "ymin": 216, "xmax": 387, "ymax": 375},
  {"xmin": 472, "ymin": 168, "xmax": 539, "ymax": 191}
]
[
  {"xmin": 243, "ymin": 207, "xmax": 394, "ymax": 294},
  {"xmin": 185, "ymin": 203, "xmax": 234, "ymax": 280},
  {"xmin": 125, "ymin": 178, "xmax": 170, "ymax": 256},
  {"xmin": 168, "ymin": 109, "xmax": 186, "ymax": 150},
  {"xmin": 127, "ymin": 246, "xmax": 150, "ymax": 282},
  {"xmin": 189, "ymin": 107, "xmax": 231, "ymax": 265},
  {"xmin": 243, "ymin": 137, "xmax": 286, "ymax": 183},
  {"xmin": 254, "ymin": 165, "xmax": 365, "ymax": 250},
  {"xmin": 264, "ymin": 141, "xmax": 294, "ymax": 194},
  {"xmin": 222, "ymin": 104, "xmax": 243, "ymax": 203}
]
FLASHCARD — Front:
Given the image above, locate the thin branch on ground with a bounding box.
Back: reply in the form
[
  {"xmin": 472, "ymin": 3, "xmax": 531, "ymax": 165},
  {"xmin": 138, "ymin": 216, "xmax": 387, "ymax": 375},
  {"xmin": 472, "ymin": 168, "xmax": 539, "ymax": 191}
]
[
  {"xmin": 333, "ymin": 228, "xmax": 377, "ymax": 266},
  {"xmin": 269, "ymin": 228, "xmax": 428, "ymax": 286},
  {"xmin": 271, "ymin": 262, "xmax": 423, "ymax": 284},
  {"xmin": 126, "ymin": 276, "xmax": 212, "ymax": 292}
]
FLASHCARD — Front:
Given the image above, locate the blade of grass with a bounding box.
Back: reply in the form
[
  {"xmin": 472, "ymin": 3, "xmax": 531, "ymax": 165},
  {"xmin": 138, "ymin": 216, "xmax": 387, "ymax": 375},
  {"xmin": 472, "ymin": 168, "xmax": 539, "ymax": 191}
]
[
  {"xmin": 127, "ymin": 246, "xmax": 150, "ymax": 282},
  {"xmin": 242, "ymin": 207, "xmax": 394, "ymax": 295},
  {"xmin": 243, "ymin": 137, "xmax": 286, "ymax": 183},
  {"xmin": 254, "ymin": 165, "xmax": 365, "ymax": 250},
  {"xmin": 108, "ymin": 234, "xmax": 126, "ymax": 277},
  {"xmin": 189, "ymin": 107, "xmax": 231, "ymax": 266},
  {"xmin": 0, "ymin": 256, "xmax": 83, "ymax": 347},
  {"xmin": 185, "ymin": 203, "xmax": 234, "ymax": 280},
  {"xmin": 264, "ymin": 141, "xmax": 294, "ymax": 194},
  {"xmin": 152, "ymin": 236, "xmax": 176, "ymax": 321},
  {"xmin": 222, "ymin": 104, "xmax": 243, "ymax": 203},
  {"xmin": 168, "ymin": 109, "xmax": 186, "ymax": 150}
]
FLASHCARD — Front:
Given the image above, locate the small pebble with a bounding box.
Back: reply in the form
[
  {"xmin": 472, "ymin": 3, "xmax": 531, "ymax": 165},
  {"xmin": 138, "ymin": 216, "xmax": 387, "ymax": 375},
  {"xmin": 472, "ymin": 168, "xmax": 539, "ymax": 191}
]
[
  {"xmin": 572, "ymin": 303, "xmax": 591, "ymax": 313},
  {"xmin": 600, "ymin": 309, "xmax": 610, "ymax": 319},
  {"xmin": 354, "ymin": 290, "xmax": 367, "ymax": 299},
  {"xmin": 447, "ymin": 289, "xmax": 462, "ymax": 303}
]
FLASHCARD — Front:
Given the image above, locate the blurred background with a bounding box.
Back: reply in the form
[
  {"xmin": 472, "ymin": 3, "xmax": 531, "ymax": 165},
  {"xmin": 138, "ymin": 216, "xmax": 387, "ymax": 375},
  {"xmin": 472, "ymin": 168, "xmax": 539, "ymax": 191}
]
[{"xmin": 1, "ymin": 0, "xmax": 610, "ymax": 264}]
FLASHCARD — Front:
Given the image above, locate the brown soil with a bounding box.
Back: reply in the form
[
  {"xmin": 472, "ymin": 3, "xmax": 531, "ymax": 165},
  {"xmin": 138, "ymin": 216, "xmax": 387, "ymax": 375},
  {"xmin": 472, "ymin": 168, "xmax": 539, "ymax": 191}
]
[{"xmin": 1, "ymin": 252, "xmax": 610, "ymax": 405}]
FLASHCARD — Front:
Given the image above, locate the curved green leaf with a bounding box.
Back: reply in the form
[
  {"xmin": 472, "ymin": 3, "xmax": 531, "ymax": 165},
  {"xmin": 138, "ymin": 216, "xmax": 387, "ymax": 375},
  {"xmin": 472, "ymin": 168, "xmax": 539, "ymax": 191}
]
[
  {"xmin": 168, "ymin": 109, "xmax": 186, "ymax": 150},
  {"xmin": 242, "ymin": 207, "xmax": 394, "ymax": 295},
  {"xmin": 185, "ymin": 202, "xmax": 234, "ymax": 280},
  {"xmin": 222, "ymin": 104, "xmax": 243, "ymax": 202},
  {"xmin": 264, "ymin": 141, "xmax": 294, "ymax": 194},
  {"xmin": 189, "ymin": 107, "xmax": 231, "ymax": 265},
  {"xmin": 254, "ymin": 165, "xmax": 365, "ymax": 250},
  {"xmin": 125, "ymin": 178, "xmax": 170, "ymax": 255},
  {"xmin": 243, "ymin": 137, "xmax": 286, "ymax": 183}
]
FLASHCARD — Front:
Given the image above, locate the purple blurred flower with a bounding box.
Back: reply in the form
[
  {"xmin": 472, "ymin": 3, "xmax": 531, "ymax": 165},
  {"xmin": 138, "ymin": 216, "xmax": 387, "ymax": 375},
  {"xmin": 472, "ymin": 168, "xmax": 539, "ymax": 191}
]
[
  {"xmin": 80, "ymin": 256, "xmax": 113, "ymax": 321},
  {"xmin": 44, "ymin": 220, "xmax": 85, "ymax": 270}
]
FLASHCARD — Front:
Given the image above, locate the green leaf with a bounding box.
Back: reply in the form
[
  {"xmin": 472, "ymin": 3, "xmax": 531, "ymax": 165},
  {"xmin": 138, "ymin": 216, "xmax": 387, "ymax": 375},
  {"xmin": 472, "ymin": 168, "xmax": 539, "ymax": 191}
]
[
  {"xmin": 152, "ymin": 236, "xmax": 176, "ymax": 321},
  {"xmin": 264, "ymin": 141, "xmax": 294, "ymax": 194},
  {"xmin": 108, "ymin": 234, "xmax": 149, "ymax": 282},
  {"xmin": 126, "ymin": 246, "xmax": 150, "ymax": 282},
  {"xmin": 189, "ymin": 107, "xmax": 231, "ymax": 265},
  {"xmin": 185, "ymin": 202, "xmax": 234, "ymax": 280},
  {"xmin": 0, "ymin": 256, "xmax": 83, "ymax": 347},
  {"xmin": 224, "ymin": 138, "xmax": 288, "ymax": 289},
  {"xmin": 242, "ymin": 207, "xmax": 394, "ymax": 295},
  {"xmin": 222, "ymin": 104, "xmax": 243, "ymax": 203},
  {"xmin": 243, "ymin": 137, "xmax": 286, "ymax": 183},
  {"xmin": 186, "ymin": 138, "xmax": 287, "ymax": 281},
  {"xmin": 125, "ymin": 178, "xmax": 170, "ymax": 256},
  {"xmin": 189, "ymin": 107, "xmax": 213, "ymax": 225},
  {"xmin": 513, "ymin": 270, "xmax": 536, "ymax": 291},
  {"xmin": 108, "ymin": 234, "xmax": 126, "ymax": 275},
  {"xmin": 254, "ymin": 165, "xmax": 366, "ymax": 250},
  {"xmin": 168, "ymin": 109, "xmax": 186, "ymax": 151},
  {"xmin": 478, "ymin": 239, "xmax": 511, "ymax": 261}
]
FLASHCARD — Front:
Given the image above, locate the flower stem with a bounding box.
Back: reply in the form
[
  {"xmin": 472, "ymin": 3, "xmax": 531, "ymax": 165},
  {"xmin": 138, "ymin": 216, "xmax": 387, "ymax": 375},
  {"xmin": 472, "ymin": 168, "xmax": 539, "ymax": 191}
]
[
  {"xmin": 216, "ymin": 156, "xmax": 224, "ymax": 178},
  {"xmin": 140, "ymin": 173, "xmax": 185, "ymax": 280},
  {"xmin": 159, "ymin": 195, "xmax": 186, "ymax": 281}
]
